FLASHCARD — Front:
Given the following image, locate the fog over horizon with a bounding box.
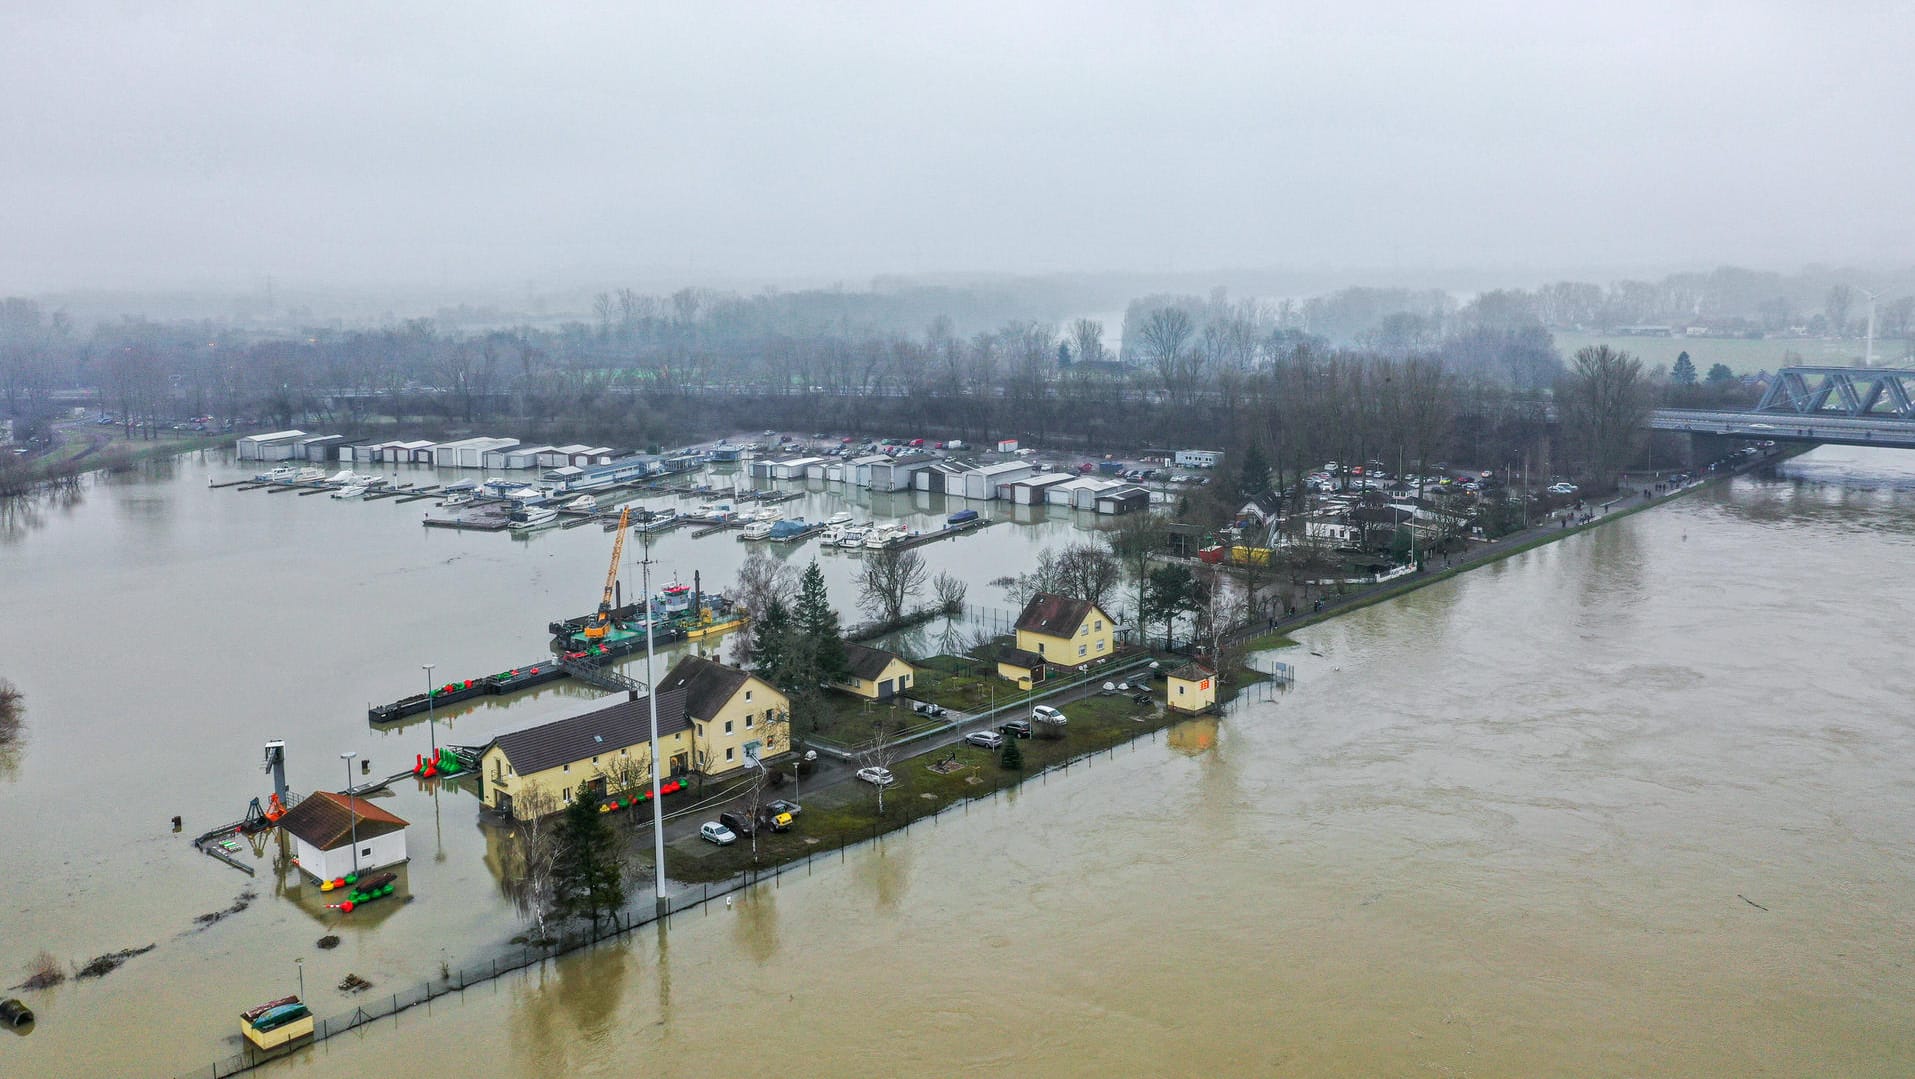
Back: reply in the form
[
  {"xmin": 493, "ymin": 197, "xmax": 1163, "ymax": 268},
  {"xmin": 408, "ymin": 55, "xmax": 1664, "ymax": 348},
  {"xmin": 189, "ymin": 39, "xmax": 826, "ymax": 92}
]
[{"xmin": 4, "ymin": 2, "xmax": 1911, "ymax": 303}]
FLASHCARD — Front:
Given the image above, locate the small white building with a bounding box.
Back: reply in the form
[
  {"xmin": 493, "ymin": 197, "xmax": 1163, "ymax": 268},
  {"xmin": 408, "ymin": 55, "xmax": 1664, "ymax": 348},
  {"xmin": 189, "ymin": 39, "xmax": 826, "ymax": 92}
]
[
  {"xmin": 487, "ymin": 444, "xmax": 558, "ymax": 470},
  {"xmin": 1008, "ymin": 473, "xmax": 1075, "ymax": 505},
  {"xmin": 995, "ymin": 439, "xmax": 1019, "ymax": 453},
  {"xmin": 278, "ymin": 790, "xmax": 409, "ymax": 884},
  {"xmin": 434, "ymin": 437, "xmax": 520, "ymax": 469},
  {"xmin": 1175, "ymin": 449, "xmax": 1223, "ymax": 469},
  {"xmin": 849, "ymin": 454, "xmax": 890, "ymax": 488},
  {"xmin": 964, "ymin": 460, "xmax": 1032, "ymax": 500},
  {"xmin": 235, "ymin": 431, "xmax": 307, "ymax": 461},
  {"xmin": 772, "ymin": 456, "xmax": 823, "ymax": 480}
]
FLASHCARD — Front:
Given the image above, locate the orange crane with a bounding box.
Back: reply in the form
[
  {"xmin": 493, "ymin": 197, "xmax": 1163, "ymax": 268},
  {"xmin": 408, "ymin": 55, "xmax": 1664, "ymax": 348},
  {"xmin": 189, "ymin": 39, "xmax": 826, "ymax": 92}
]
[{"xmin": 582, "ymin": 505, "xmax": 632, "ymax": 640}]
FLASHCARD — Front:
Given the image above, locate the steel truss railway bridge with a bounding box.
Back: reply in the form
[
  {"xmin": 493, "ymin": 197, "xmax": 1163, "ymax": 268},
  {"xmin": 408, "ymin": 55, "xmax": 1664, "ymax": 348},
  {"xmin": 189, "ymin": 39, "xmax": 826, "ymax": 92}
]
[{"xmin": 1653, "ymin": 366, "xmax": 1915, "ymax": 451}]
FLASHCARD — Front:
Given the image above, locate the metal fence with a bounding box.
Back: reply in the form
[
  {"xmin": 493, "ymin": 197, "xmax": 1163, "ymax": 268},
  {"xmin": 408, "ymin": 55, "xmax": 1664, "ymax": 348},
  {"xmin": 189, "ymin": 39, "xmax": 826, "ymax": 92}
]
[{"xmin": 174, "ymin": 728, "xmax": 1164, "ymax": 1079}]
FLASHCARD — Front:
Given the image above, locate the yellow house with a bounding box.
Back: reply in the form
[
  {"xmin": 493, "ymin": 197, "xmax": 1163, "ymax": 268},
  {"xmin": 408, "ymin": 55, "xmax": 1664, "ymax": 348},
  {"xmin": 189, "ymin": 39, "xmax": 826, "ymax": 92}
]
[
  {"xmin": 1166, "ymin": 661, "xmax": 1217, "ymax": 714},
  {"xmin": 480, "ymin": 656, "xmax": 788, "ymax": 821},
  {"xmin": 831, "ymin": 642, "xmax": 917, "ymax": 700},
  {"xmin": 995, "ymin": 645, "xmax": 1046, "ymax": 691},
  {"xmin": 1014, "ymin": 593, "xmax": 1117, "ymax": 669},
  {"xmin": 657, "ymin": 654, "xmax": 790, "ymax": 778}
]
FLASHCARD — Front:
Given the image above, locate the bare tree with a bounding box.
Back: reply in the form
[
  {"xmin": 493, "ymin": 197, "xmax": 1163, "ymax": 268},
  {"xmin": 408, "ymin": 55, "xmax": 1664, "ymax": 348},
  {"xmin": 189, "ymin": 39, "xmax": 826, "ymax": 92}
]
[
  {"xmin": 503, "ymin": 786, "xmax": 562, "ymax": 941},
  {"xmin": 730, "ymin": 548, "xmax": 799, "ymax": 665},
  {"xmin": 858, "ymin": 547, "xmax": 927, "ymax": 625},
  {"xmin": 858, "ymin": 706, "xmax": 901, "ymax": 815},
  {"xmin": 932, "ymin": 571, "xmax": 967, "ymax": 615},
  {"xmin": 1070, "ymin": 318, "xmax": 1107, "ymax": 366},
  {"xmin": 1558, "ymin": 345, "xmax": 1651, "ymax": 485}
]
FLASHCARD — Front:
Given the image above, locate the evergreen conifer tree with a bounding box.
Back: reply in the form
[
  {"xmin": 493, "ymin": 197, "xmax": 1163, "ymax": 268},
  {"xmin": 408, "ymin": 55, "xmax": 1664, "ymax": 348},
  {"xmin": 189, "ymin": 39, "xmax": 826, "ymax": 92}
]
[
  {"xmin": 751, "ymin": 597, "xmax": 792, "ymax": 686},
  {"xmin": 1238, "ymin": 442, "xmax": 1271, "ymax": 503},
  {"xmin": 551, "ymin": 792, "xmax": 627, "ymax": 932},
  {"xmin": 794, "ymin": 561, "xmax": 850, "ymax": 685},
  {"xmin": 1000, "ymin": 735, "xmax": 1023, "ymax": 770},
  {"xmin": 1671, "ymin": 351, "xmax": 1698, "ymax": 385}
]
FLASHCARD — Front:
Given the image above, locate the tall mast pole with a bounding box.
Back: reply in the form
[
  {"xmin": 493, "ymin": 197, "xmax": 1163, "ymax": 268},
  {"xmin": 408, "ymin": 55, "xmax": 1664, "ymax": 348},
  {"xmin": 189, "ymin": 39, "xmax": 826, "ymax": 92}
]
[{"xmin": 642, "ymin": 525, "xmax": 667, "ymax": 916}]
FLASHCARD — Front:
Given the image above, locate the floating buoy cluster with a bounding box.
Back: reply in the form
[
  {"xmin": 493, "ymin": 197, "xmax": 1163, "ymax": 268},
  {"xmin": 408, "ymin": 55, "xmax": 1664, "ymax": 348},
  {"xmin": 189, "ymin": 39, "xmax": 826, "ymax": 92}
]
[
  {"xmin": 598, "ymin": 778, "xmax": 684, "ymax": 813},
  {"xmin": 328, "ymin": 872, "xmax": 397, "ymax": 913},
  {"xmin": 413, "ymin": 747, "xmax": 464, "ymax": 779},
  {"xmin": 318, "ymin": 872, "xmax": 358, "ymax": 893},
  {"xmin": 431, "ymin": 679, "xmax": 476, "ymax": 697}
]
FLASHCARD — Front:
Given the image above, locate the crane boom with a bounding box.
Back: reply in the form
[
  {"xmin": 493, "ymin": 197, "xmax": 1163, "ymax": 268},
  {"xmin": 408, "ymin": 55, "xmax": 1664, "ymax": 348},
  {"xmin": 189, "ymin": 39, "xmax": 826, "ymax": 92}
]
[{"xmin": 582, "ymin": 506, "xmax": 631, "ymax": 640}]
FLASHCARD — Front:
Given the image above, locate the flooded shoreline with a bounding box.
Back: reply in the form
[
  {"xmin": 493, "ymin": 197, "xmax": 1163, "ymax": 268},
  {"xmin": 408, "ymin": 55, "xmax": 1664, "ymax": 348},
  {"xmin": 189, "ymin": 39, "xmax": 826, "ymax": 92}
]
[{"xmin": 5, "ymin": 447, "xmax": 1915, "ymax": 1077}]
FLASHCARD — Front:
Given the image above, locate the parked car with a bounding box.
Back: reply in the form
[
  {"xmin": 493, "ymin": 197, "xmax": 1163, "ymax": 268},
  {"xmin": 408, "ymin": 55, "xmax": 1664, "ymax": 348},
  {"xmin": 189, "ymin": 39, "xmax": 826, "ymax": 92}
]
[
  {"xmin": 999, "ymin": 718, "xmax": 1032, "ymax": 738},
  {"xmin": 1031, "ymin": 704, "xmax": 1066, "ymax": 724},
  {"xmin": 856, "ymin": 766, "xmax": 896, "ymax": 786},
  {"xmin": 964, "ymin": 730, "xmax": 1005, "ymax": 749},
  {"xmin": 766, "ymin": 799, "xmax": 802, "ymax": 818},
  {"xmin": 1547, "ymin": 482, "xmax": 1578, "ymax": 495},
  {"xmin": 719, "ymin": 811, "xmax": 756, "ymax": 837},
  {"xmin": 699, "ymin": 821, "xmax": 736, "ymax": 846}
]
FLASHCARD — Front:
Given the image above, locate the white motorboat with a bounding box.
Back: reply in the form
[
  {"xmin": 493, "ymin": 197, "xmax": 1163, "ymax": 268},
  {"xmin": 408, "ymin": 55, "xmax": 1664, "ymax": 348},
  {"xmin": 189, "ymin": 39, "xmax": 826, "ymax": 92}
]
[
  {"xmin": 693, "ymin": 501, "xmax": 735, "ymax": 522},
  {"xmin": 442, "ymin": 479, "xmax": 479, "ymax": 494},
  {"xmin": 821, "ymin": 525, "xmax": 845, "ymax": 545},
  {"xmin": 752, "ymin": 507, "xmax": 782, "ymax": 522},
  {"xmin": 564, "ymin": 495, "xmax": 598, "ymax": 512},
  {"xmin": 294, "ymin": 467, "xmax": 325, "ymax": 482},
  {"xmin": 257, "ymin": 466, "xmax": 299, "ymax": 483},
  {"xmin": 634, "ymin": 508, "xmax": 679, "ymax": 532},
  {"xmin": 442, "ymin": 492, "xmax": 474, "ymax": 507},
  {"xmin": 326, "ymin": 469, "xmax": 358, "ymax": 484},
  {"xmin": 837, "ymin": 526, "xmax": 868, "ymax": 548},
  {"xmin": 504, "ymin": 486, "xmax": 542, "ymax": 501},
  {"xmin": 509, "ymin": 505, "xmax": 559, "ymax": 531},
  {"xmin": 740, "ymin": 520, "xmax": 775, "ymax": 541},
  {"xmin": 824, "ymin": 511, "xmax": 853, "ymax": 526},
  {"xmin": 331, "ymin": 484, "xmax": 369, "ymax": 500},
  {"xmin": 865, "ymin": 526, "xmax": 902, "ymax": 549}
]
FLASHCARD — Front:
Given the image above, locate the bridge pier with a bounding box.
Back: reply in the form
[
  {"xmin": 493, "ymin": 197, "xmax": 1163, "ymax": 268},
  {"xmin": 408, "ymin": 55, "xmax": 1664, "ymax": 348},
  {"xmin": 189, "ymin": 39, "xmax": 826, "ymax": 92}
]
[{"xmin": 1681, "ymin": 431, "xmax": 1740, "ymax": 468}]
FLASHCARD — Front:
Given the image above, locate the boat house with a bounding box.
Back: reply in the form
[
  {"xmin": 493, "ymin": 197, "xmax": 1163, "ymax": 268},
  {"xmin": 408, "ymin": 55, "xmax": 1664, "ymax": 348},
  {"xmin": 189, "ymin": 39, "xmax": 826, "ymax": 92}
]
[{"xmin": 278, "ymin": 791, "xmax": 410, "ymax": 884}]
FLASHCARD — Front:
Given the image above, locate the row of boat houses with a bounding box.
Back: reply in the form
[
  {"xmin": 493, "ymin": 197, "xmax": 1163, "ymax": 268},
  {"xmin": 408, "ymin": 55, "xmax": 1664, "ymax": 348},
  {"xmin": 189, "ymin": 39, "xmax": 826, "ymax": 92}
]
[
  {"xmin": 238, "ymin": 431, "xmax": 626, "ymax": 471},
  {"xmin": 239, "ymin": 431, "xmax": 1149, "ymax": 512},
  {"xmin": 746, "ymin": 453, "xmax": 1149, "ymax": 514}
]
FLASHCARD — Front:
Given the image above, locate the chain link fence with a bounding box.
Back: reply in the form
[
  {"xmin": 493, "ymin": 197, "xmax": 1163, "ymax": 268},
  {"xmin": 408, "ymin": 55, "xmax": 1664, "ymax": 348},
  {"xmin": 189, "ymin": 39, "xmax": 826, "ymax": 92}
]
[{"xmin": 175, "ymin": 728, "xmax": 1161, "ymax": 1079}]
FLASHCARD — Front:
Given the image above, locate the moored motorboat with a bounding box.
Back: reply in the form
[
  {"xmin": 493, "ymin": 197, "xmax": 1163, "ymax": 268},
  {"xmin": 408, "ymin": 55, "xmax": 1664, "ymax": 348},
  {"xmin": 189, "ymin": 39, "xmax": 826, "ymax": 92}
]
[
  {"xmin": 509, "ymin": 505, "xmax": 559, "ymax": 530},
  {"xmin": 256, "ymin": 465, "xmax": 299, "ymax": 483},
  {"xmin": 564, "ymin": 495, "xmax": 598, "ymax": 512},
  {"xmin": 442, "ymin": 492, "xmax": 474, "ymax": 507},
  {"xmin": 740, "ymin": 519, "xmax": 775, "ymax": 540},
  {"xmin": 825, "ymin": 511, "xmax": 853, "ymax": 526},
  {"xmin": 294, "ymin": 466, "xmax": 325, "ymax": 482},
  {"xmin": 331, "ymin": 484, "xmax": 369, "ymax": 500}
]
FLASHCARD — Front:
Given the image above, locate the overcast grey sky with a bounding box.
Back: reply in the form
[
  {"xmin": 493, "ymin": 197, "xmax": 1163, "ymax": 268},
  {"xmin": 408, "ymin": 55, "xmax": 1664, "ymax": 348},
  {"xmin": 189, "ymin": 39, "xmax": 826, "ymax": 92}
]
[{"xmin": 3, "ymin": 1, "xmax": 1910, "ymax": 293}]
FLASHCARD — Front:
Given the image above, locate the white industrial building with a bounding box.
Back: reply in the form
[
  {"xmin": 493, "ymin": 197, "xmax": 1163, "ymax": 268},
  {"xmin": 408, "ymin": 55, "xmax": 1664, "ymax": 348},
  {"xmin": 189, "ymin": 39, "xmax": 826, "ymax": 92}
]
[
  {"xmin": 868, "ymin": 454, "xmax": 935, "ymax": 492},
  {"xmin": 964, "ymin": 460, "xmax": 1033, "ymax": 500},
  {"xmin": 1007, "ymin": 473, "xmax": 1075, "ymax": 505},
  {"xmin": 278, "ymin": 791, "xmax": 409, "ymax": 884},
  {"xmin": 1175, "ymin": 449, "xmax": 1223, "ymax": 468},
  {"xmin": 434, "ymin": 437, "xmax": 519, "ymax": 469},
  {"xmin": 235, "ymin": 431, "xmax": 307, "ymax": 461},
  {"xmin": 484, "ymin": 444, "xmax": 559, "ymax": 470}
]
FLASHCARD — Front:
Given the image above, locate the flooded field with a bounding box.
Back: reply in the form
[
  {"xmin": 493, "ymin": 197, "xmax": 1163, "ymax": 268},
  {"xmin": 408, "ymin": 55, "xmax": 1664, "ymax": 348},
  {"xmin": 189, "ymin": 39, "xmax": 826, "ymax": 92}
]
[{"xmin": 5, "ymin": 447, "xmax": 1915, "ymax": 1076}]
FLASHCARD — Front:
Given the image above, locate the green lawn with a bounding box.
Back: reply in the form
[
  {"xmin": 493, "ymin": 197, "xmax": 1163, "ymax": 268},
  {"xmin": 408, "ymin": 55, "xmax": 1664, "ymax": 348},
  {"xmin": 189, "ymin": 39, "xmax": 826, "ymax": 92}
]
[{"xmin": 666, "ymin": 668, "xmax": 1266, "ymax": 883}]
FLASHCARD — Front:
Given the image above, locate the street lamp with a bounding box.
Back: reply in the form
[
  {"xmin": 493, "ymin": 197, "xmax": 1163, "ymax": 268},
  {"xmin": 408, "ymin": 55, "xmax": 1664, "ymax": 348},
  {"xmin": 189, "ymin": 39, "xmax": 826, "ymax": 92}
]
[
  {"xmin": 341, "ymin": 751, "xmax": 359, "ymax": 877},
  {"xmin": 295, "ymin": 958, "xmax": 304, "ymax": 1001},
  {"xmin": 422, "ymin": 662, "xmax": 438, "ymax": 760}
]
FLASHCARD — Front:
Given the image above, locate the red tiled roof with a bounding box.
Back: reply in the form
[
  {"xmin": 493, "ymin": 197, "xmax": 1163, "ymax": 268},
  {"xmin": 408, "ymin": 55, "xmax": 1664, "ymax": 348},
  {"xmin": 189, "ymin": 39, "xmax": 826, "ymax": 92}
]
[
  {"xmin": 1014, "ymin": 592, "xmax": 1104, "ymax": 638},
  {"xmin": 279, "ymin": 791, "xmax": 409, "ymax": 851}
]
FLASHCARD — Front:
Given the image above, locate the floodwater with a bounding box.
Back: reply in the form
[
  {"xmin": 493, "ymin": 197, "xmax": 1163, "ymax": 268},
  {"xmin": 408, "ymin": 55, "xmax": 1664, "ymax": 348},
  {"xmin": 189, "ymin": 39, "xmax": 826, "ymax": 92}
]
[{"xmin": 6, "ymin": 448, "xmax": 1915, "ymax": 1076}]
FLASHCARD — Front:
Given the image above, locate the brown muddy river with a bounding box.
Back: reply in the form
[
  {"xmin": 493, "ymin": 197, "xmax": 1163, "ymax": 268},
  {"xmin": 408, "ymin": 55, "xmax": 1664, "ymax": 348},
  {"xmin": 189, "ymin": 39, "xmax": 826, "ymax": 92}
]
[{"xmin": 3, "ymin": 448, "xmax": 1913, "ymax": 1077}]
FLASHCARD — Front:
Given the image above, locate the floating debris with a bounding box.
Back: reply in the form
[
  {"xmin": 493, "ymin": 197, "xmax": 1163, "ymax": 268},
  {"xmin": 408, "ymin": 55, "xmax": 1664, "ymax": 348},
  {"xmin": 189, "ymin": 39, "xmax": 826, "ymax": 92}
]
[
  {"xmin": 75, "ymin": 944, "xmax": 156, "ymax": 980},
  {"xmin": 338, "ymin": 973, "xmax": 373, "ymax": 994},
  {"xmin": 315, "ymin": 935, "xmax": 341, "ymax": 950},
  {"xmin": 14, "ymin": 951, "xmax": 63, "ymax": 991},
  {"xmin": 193, "ymin": 887, "xmax": 257, "ymax": 929}
]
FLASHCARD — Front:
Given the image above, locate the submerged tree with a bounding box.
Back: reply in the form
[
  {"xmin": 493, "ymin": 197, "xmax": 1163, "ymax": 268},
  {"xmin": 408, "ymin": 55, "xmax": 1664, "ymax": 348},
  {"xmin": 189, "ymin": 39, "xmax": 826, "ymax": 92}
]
[
  {"xmin": 550, "ymin": 793, "xmax": 628, "ymax": 934},
  {"xmin": 858, "ymin": 547, "xmax": 928, "ymax": 626}
]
